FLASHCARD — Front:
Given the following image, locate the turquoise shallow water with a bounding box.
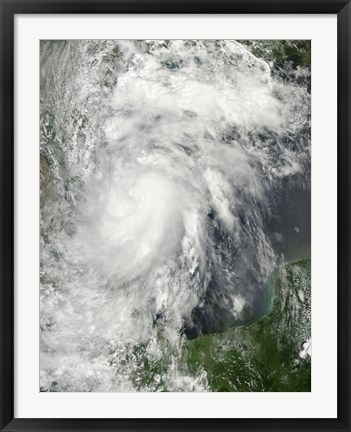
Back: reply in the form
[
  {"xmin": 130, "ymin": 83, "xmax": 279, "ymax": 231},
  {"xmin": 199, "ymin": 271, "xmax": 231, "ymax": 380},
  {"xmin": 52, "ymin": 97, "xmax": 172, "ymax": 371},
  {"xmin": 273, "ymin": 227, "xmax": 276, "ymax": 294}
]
[
  {"xmin": 183, "ymin": 259, "xmax": 311, "ymax": 392},
  {"xmin": 40, "ymin": 40, "xmax": 311, "ymax": 392}
]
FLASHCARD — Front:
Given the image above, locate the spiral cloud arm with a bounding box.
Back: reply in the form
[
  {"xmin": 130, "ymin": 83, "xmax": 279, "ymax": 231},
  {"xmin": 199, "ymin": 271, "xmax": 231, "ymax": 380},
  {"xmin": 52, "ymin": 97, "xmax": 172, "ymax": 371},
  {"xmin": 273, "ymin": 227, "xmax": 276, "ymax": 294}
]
[{"xmin": 40, "ymin": 40, "xmax": 311, "ymax": 391}]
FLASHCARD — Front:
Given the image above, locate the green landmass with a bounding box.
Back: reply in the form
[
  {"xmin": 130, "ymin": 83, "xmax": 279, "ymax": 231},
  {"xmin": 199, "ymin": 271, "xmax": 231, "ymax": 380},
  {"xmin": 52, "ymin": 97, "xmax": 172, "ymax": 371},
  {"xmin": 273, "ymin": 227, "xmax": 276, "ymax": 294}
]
[
  {"xmin": 184, "ymin": 259, "xmax": 311, "ymax": 391},
  {"xmin": 122, "ymin": 260, "xmax": 311, "ymax": 392},
  {"xmin": 238, "ymin": 40, "xmax": 311, "ymax": 69}
]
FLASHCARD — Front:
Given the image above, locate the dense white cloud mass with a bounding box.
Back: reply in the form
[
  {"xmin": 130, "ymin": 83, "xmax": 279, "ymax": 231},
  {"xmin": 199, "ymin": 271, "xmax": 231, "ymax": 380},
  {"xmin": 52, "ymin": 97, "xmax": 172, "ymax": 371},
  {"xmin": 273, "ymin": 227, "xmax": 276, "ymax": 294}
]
[{"xmin": 40, "ymin": 40, "xmax": 310, "ymax": 391}]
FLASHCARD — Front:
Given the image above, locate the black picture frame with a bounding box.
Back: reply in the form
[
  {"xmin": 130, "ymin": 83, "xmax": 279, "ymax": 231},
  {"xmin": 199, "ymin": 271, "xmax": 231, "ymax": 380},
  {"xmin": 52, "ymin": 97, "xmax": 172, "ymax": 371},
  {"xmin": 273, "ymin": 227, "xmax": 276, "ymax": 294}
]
[{"xmin": 1, "ymin": 1, "xmax": 350, "ymax": 431}]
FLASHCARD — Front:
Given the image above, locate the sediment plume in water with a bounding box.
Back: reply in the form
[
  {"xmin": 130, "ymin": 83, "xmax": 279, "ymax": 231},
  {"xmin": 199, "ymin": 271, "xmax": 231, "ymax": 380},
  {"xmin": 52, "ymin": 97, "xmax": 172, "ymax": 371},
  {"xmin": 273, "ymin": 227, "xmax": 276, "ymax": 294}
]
[{"xmin": 40, "ymin": 40, "xmax": 311, "ymax": 391}]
